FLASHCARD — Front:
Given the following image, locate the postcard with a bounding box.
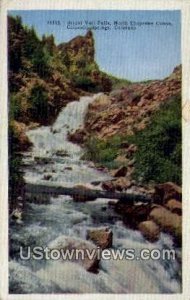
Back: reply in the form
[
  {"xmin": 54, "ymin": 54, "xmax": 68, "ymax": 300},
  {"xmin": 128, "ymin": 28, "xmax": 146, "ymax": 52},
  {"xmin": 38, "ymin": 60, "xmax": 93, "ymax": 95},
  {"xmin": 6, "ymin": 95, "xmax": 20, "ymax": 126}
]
[{"xmin": 0, "ymin": 0, "xmax": 190, "ymax": 299}]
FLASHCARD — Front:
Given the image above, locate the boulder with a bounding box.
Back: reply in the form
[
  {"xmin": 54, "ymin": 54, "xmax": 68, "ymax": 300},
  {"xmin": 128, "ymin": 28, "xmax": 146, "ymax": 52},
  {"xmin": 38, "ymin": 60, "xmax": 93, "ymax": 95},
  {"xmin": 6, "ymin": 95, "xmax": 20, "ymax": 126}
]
[
  {"xmin": 102, "ymin": 178, "xmax": 132, "ymax": 192},
  {"xmin": 154, "ymin": 182, "xmax": 182, "ymax": 205},
  {"xmin": 102, "ymin": 181, "xmax": 115, "ymax": 192},
  {"xmin": 72, "ymin": 185, "xmax": 96, "ymax": 202},
  {"xmin": 48, "ymin": 235, "xmax": 99, "ymax": 272},
  {"xmin": 113, "ymin": 177, "xmax": 132, "ymax": 191},
  {"xmin": 165, "ymin": 199, "xmax": 182, "ymax": 215},
  {"xmin": 86, "ymin": 227, "xmax": 113, "ymax": 249},
  {"xmin": 11, "ymin": 208, "xmax": 22, "ymax": 222},
  {"xmin": 113, "ymin": 166, "xmax": 128, "ymax": 177},
  {"xmin": 149, "ymin": 206, "xmax": 182, "ymax": 244},
  {"xmin": 68, "ymin": 129, "xmax": 87, "ymax": 144},
  {"xmin": 115, "ymin": 202, "xmax": 151, "ymax": 228},
  {"xmin": 138, "ymin": 220, "xmax": 160, "ymax": 242}
]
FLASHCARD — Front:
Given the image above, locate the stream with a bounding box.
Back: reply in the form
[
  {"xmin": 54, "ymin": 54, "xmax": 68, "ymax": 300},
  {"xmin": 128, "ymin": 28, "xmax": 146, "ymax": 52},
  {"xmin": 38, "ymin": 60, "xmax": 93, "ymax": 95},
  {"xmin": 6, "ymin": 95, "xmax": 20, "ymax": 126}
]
[{"xmin": 9, "ymin": 94, "xmax": 181, "ymax": 294}]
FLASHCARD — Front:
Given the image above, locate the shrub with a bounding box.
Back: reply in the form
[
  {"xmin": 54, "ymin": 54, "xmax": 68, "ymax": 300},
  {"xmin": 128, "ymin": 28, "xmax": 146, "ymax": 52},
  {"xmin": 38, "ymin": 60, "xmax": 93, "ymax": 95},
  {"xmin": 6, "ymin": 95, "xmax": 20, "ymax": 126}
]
[
  {"xmin": 128, "ymin": 94, "xmax": 182, "ymax": 184},
  {"xmin": 72, "ymin": 76, "xmax": 98, "ymax": 92},
  {"xmin": 83, "ymin": 136, "xmax": 119, "ymax": 166}
]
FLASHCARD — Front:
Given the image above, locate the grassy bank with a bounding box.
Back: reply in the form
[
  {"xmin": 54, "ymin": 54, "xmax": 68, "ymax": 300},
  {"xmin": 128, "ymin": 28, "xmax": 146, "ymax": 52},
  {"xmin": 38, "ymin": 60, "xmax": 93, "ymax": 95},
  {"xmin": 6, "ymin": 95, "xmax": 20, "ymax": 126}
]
[{"xmin": 83, "ymin": 94, "xmax": 181, "ymax": 185}]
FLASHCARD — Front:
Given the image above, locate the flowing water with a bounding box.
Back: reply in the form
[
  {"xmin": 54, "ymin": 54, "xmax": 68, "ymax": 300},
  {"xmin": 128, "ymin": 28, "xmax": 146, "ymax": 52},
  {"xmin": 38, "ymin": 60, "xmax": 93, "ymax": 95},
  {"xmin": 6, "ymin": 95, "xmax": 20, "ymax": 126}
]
[{"xmin": 9, "ymin": 94, "xmax": 181, "ymax": 294}]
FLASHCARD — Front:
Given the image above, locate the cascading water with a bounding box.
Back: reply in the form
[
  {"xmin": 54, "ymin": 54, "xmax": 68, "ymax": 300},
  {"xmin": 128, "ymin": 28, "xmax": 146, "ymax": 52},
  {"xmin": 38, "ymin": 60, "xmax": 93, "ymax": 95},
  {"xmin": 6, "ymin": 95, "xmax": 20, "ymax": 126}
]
[
  {"xmin": 22, "ymin": 94, "xmax": 111, "ymax": 187},
  {"xmin": 9, "ymin": 94, "xmax": 181, "ymax": 294}
]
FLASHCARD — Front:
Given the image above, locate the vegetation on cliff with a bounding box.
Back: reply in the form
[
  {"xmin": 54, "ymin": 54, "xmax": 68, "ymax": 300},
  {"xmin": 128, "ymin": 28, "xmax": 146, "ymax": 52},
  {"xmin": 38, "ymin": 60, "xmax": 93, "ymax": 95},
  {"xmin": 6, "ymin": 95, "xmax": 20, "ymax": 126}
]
[
  {"xmin": 128, "ymin": 94, "xmax": 181, "ymax": 184},
  {"xmin": 8, "ymin": 16, "xmax": 112, "ymax": 125},
  {"xmin": 84, "ymin": 94, "xmax": 181, "ymax": 184}
]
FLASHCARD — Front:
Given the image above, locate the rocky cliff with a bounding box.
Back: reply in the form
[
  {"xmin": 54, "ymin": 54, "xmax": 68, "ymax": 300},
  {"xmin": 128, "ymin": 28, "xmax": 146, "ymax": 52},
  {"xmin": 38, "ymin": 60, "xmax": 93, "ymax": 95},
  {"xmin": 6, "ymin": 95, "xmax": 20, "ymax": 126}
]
[
  {"xmin": 84, "ymin": 65, "xmax": 181, "ymax": 139},
  {"xmin": 8, "ymin": 17, "xmax": 112, "ymax": 130},
  {"xmin": 79, "ymin": 65, "xmax": 181, "ymax": 187},
  {"xmin": 58, "ymin": 30, "xmax": 112, "ymax": 93}
]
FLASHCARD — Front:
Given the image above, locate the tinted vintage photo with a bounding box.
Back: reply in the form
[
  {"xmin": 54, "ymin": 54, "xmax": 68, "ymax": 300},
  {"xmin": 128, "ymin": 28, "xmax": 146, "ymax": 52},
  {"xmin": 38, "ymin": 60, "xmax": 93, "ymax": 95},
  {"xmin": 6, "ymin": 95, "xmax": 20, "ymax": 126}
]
[{"xmin": 8, "ymin": 9, "xmax": 182, "ymax": 294}]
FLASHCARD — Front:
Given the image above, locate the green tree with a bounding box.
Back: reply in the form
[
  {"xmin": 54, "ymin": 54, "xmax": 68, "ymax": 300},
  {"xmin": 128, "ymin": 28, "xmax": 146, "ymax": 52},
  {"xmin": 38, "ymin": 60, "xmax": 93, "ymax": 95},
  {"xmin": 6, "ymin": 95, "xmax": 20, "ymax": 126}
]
[
  {"xmin": 22, "ymin": 26, "xmax": 39, "ymax": 59},
  {"xmin": 42, "ymin": 34, "xmax": 55, "ymax": 56},
  {"xmin": 8, "ymin": 16, "xmax": 23, "ymax": 72},
  {"xmin": 28, "ymin": 84, "xmax": 49, "ymax": 123},
  {"xmin": 31, "ymin": 45, "xmax": 51, "ymax": 78}
]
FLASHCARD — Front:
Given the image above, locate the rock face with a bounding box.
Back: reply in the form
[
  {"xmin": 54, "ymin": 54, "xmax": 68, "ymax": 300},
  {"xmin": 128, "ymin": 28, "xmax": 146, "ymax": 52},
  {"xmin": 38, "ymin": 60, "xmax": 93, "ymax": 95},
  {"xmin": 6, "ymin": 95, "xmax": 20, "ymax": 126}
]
[
  {"xmin": 84, "ymin": 65, "xmax": 181, "ymax": 139},
  {"xmin": 138, "ymin": 220, "xmax": 160, "ymax": 242},
  {"xmin": 154, "ymin": 182, "xmax": 182, "ymax": 205},
  {"xmin": 9, "ymin": 15, "xmax": 112, "ymax": 126},
  {"xmin": 58, "ymin": 30, "xmax": 112, "ymax": 93},
  {"xmin": 149, "ymin": 206, "xmax": 182, "ymax": 244},
  {"xmin": 58, "ymin": 30, "xmax": 95, "ymax": 71},
  {"xmin": 86, "ymin": 227, "xmax": 113, "ymax": 249},
  {"xmin": 48, "ymin": 235, "xmax": 100, "ymax": 272}
]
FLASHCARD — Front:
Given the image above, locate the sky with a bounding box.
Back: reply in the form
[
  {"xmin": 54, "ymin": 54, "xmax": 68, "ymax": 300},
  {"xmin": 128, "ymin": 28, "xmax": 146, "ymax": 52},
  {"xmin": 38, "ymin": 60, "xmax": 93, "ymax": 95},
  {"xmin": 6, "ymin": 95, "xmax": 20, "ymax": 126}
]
[{"xmin": 9, "ymin": 10, "xmax": 181, "ymax": 82}]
